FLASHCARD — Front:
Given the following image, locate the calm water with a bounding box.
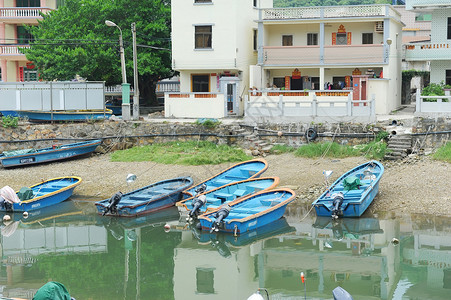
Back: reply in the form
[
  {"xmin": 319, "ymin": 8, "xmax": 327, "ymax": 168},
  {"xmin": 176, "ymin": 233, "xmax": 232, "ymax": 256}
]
[{"xmin": 1, "ymin": 201, "xmax": 450, "ymax": 300}]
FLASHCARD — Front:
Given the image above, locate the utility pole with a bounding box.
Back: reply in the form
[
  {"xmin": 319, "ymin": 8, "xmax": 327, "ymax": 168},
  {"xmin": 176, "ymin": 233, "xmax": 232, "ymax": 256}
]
[{"xmin": 132, "ymin": 22, "xmax": 140, "ymax": 120}]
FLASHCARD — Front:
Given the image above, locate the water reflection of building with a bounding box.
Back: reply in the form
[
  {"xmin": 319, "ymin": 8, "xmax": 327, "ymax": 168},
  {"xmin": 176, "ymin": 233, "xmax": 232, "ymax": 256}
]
[{"xmin": 173, "ymin": 210, "xmax": 401, "ymax": 300}]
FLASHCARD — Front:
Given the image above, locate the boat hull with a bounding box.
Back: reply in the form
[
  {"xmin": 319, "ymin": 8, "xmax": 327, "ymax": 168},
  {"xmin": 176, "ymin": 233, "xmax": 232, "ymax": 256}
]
[
  {"xmin": 17, "ymin": 109, "xmax": 112, "ymax": 122},
  {"xmin": 95, "ymin": 177, "xmax": 193, "ymax": 217},
  {"xmin": 0, "ymin": 140, "xmax": 102, "ymax": 168},
  {"xmin": 182, "ymin": 158, "xmax": 268, "ymax": 199},
  {"xmin": 198, "ymin": 188, "xmax": 295, "ymax": 235},
  {"xmin": 1, "ymin": 176, "xmax": 82, "ymax": 212},
  {"xmin": 312, "ymin": 160, "xmax": 384, "ymax": 218}
]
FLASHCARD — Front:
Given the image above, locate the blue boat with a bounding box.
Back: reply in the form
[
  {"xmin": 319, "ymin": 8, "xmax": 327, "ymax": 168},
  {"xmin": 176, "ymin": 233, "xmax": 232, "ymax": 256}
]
[
  {"xmin": 197, "ymin": 188, "xmax": 296, "ymax": 235},
  {"xmin": 176, "ymin": 177, "xmax": 280, "ymax": 218},
  {"xmin": 312, "ymin": 160, "xmax": 384, "ymax": 218},
  {"xmin": 0, "ymin": 139, "xmax": 102, "ymax": 168},
  {"xmin": 182, "ymin": 158, "xmax": 268, "ymax": 199},
  {"xmin": 16, "ymin": 109, "xmax": 112, "ymax": 122},
  {"xmin": 95, "ymin": 177, "xmax": 194, "ymax": 217},
  {"xmin": 0, "ymin": 176, "xmax": 82, "ymax": 212}
]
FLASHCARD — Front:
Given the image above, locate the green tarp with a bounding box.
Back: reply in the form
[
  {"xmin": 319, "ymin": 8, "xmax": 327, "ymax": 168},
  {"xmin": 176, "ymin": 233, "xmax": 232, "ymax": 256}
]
[
  {"xmin": 18, "ymin": 187, "xmax": 33, "ymax": 201},
  {"xmin": 32, "ymin": 282, "xmax": 72, "ymax": 300},
  {"xmin": 2, "ymin": 148, "xmax": 37, "ymax": 157},
  {"xmin": 343, "ymin": 176, "xmax": 361, "ymax": 191}
]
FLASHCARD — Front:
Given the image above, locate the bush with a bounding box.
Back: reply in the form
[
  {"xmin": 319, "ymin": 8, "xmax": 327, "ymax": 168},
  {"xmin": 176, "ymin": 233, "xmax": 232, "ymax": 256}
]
[
  {"xmin": 1, "ymin": 116, "xmax": 19, "ymax": 128},
  {"xmin": 421, "ymin": 82, "xmax": 451, "ymax": 102}
]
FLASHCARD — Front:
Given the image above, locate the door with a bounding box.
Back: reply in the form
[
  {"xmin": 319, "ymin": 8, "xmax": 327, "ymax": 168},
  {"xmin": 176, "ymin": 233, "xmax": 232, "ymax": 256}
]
[{"xmin": 226, "ymin": 83, "xmax": 236, "ymax": 115}]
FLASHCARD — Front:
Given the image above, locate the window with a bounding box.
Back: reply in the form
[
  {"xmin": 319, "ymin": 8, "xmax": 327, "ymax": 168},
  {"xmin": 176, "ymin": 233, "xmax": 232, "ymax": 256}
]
[
  {"xmin": 362, "ymin": 33, "xmax": 373, "ymax": 44},
  {"xmin": 16, "ymin": 0, "xmax": 40, "ymax": 7},
  {"xmin": 336, "ymin": 33, "xmax": 347, "ymax": 45},
  {"xmin": 307, "ymin": 33, "xmax": 318, "ymax": 45},
  {"xmin": 448, "ymin": 18, "xmax": 451, "ymax": 40},
  {"xmin": 192, "ymin": 74, "xmax": 210, "ymax": 92},
  {"xmin": 196, "ymin": 268, "xmax": 214, "ymax": 294},
  {"xmin": 273, "ymin": 78, "xmax": 285, "ymax": 88},
  {"xmin": 415, "ymin": 13, "xmax": 432, "ymax": 21},
  {"xmin": 195, "ymin": 26, "xmax": 212, "ymax": 49},
  {"xmin": 17, "ymin": 26, "xmax": 34, "ymax": 44},
  {"xmin": 24, "ymin": 66, "xmax": 38, "ymax": 82},
  {"xmin": 282, "ymin": 35, "xmax": 293, "ymax": 46},
  {"xmin": 253, "ymin": 29, "xmax": 257, "ymax": 51},
  {"xmin": 194, "ymin": 0, "xmax": 212, "ymax": 3},
  {"xmin": 253, "ymin": 0, "xmax": 257, "ymax": 7},
  {"xmin": 446, "ymin": 70, "xmax": 451, "ymax": 86}
]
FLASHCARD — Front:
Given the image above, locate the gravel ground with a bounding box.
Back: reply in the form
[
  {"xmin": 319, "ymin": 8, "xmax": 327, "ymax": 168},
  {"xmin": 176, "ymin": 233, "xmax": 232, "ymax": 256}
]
[{"xmin": 0, "ymin": 153, "xmax": 449, "ymax": 217}]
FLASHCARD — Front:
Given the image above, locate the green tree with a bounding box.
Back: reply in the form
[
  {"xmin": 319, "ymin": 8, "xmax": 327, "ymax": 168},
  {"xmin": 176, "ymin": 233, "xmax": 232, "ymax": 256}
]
[{"xmin": 24, "ymin": 0, "xmax": 172, "ymax": 106}]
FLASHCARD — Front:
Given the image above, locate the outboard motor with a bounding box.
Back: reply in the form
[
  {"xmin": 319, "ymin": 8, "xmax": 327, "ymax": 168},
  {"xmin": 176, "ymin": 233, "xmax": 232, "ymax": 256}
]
[
  {"xmin": 188, "ymin": 194, "xmax": 207, "ymax": 221},
  {"xmin": 332, "ymin": 286, "xmax": 353, "ymax": 300},
  {"xmin": 195, "ymin": 183, "xmax": 207, "ymax": 195},
  {"xmin": 210, "ymin": 204, "xmax": 231, "ymax": 232},
  {"xmin": 102, "ymin": 191, "xmax": 123, "ymax": 216},
  {"xmin": 0, "ymin": 196, "xmax": 13, "ymax": 212},
  {"xmin": 331, "ymin": 192, "xmax": 344, "ymax": 219}
]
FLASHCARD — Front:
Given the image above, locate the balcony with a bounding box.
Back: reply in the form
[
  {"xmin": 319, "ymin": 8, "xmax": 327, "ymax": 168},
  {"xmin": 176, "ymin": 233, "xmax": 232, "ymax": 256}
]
[
  {"xmin": 406, "ymin": 0, "xmax": 451, "ymax": 11},
  {"xmin": 262, "ymin": 5, "xmax": 400, "ymax": 22},
  {"xmin": 0, "ymin": 8, "xmax": 52, "ymax": 24},
  {"xmin": 0, "ymin": 45, "xmax": 29, "ymax": 60},
  {"xmin": 404, "ymin": 42, "xmax": 451, "ymax": 61},
  {"xmin": 263, "ymin": 44, "xmax": 384, "ymax": 66}
]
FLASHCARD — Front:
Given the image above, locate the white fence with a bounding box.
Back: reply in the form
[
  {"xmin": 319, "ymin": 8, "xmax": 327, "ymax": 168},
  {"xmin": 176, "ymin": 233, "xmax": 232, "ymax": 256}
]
[
  {"xmin": 245, "ymin": 90, "xmax": 375, "ymax": 123},
  {"xmin": 165, "ymin": 93, "xmax": 226, "ymax": 118},
  {"xmin": 0, "ymin": 81, "xmax": 105, "ymax": 111},
  {"xmin": 416, "ymin": 93, "xmax": 451, "ymax": 115}
]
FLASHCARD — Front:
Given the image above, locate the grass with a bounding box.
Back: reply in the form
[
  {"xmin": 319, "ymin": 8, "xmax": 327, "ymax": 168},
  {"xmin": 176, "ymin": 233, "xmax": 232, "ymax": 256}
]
[
  {"xmin": 110, "ymin": 141, "xmax": 251, "ymax": 165},
  {"xmin": 433, "ymin": 142, "xmax": 451, "ymax": 163}
]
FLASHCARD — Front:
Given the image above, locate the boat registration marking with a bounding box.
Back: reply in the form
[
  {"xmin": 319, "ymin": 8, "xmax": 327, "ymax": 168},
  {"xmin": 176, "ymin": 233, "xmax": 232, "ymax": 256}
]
[{"xmin": 20, "ymin": 157, "xmax": 35, "ymax": 164}]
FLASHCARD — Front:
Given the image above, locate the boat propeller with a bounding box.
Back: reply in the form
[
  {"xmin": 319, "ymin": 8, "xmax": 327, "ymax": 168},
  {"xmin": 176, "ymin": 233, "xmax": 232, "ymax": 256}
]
[
  {"xmin": 331, "ymin": 192, "xmax": 344, "ymax": 219},
  {"xmin": 210, "ymin": 204, "xmax": 231, "ymax": 233},
  {"xmin": 102, "ymin": 191, "xmax": 123, "ymax": 216}
]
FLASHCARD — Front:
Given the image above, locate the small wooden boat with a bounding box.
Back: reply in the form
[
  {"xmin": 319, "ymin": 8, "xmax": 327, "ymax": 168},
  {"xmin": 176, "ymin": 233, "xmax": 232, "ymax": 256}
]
[
  {"xmin": 312, "ymin": 160, "xmax": 384, "ymax": 218},
  {"xmin": 198, "ymin": 188, "xmax": 296, "ymax": 235},
  {"xmin": 17, "ymin": 109, "xmax": 112, "ymax": 122},
  {"xmin": 176, "ymin": 177, "xmax": 280, "ymax": 217},
  {"xmin": 182, "ymin": 158, "xmax": 268, "ymax": 198},
  {"xmin": 95, "ymin": 177, "xmax": 194, "ymax": 217},
  {"xmin": 0, "ymin": 139, "xmax": 102, "ymax": 168},
  {"xmin": 0, "ymin": 176, "xmax": 82, "ymax": 212}
]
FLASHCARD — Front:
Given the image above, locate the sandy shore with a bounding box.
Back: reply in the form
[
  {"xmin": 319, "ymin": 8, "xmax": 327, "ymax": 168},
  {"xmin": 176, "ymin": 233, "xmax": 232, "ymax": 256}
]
[{"xmin": 0, "ymin": 153, "xmax": 449, "ymax": 217}]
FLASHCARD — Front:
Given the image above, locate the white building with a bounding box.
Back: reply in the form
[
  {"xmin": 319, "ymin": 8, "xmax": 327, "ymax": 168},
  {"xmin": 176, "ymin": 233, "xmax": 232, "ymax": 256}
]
[{"xmin": 167, "ymin": 1, "xmax": 404, "ymax": 121}]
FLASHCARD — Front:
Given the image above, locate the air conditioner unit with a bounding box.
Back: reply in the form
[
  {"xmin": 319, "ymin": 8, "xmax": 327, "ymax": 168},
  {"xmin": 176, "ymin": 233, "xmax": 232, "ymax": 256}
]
[{"xmin": 375, "ymin": 21, "xmax": 384, "ymax": 33}]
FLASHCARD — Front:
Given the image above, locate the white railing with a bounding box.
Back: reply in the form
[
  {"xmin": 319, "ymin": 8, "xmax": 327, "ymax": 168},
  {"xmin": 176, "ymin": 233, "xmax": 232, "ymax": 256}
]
[
  {"xmin": 263, "ymin": 5, "xmax": 391, "ymax": 20},
  {"xmin": 416, "ymin": 92, "xmax": 451, "ymax": 114},
  {"xmin": 0, "ymin": 8, "xmax": 51, "ymax": 18},
  {"xmin": 105, "ymin": 85, "xmax": 134, "ymax": 94},
  {"xmin": 245, "ymin": 90, "xmax": 375, "ymax": 123},
  {"xmin": 0, "ymin": 45, "xmax": 29, "ymax": 55}
]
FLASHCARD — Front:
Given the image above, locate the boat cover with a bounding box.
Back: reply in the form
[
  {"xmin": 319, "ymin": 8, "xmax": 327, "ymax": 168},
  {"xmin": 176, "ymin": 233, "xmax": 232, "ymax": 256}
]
[
  {"xmin": 2, "ymin": 148, "xmax": 37, "ymax": 156},
  {"xmin": 343, "ymin": 176, "xmax": 361, "ymax": 191},
  {"xmin": 33, "ymin": 281, "xmax": 72, "ymax": 300}
]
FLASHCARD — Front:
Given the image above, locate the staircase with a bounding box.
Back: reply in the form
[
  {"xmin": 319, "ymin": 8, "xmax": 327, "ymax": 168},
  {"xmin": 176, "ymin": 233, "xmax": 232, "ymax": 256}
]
[
  {"xmin": 384, "ymin": 134, "xmax": 412, "ymax": 160},
  {"xmin": 233, "ymin": 125, "xmax": 273, "ymax": 155}
]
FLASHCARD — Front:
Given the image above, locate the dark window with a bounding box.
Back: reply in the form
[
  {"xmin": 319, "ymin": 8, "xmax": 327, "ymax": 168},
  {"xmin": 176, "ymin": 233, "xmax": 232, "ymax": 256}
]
[
  {"xmin": 282, "ymin": 35, "xmax": 293, "ymax": 46},
  {"xmin": 446, "ymin": 70, "xmax": 451, "ymax": 86},
  {"xmin": 307, "ymin": 33, "xmax": 318, "ymax": 45},
  {"xmin": 196, "ymin": 268, "xmax": 214, "ymax": 294},
  {"xmin": 415, "ymin": 13, "xmax": 432, "ymax": 21},
  {"xmin": 273, "ymin": 77, "xmax": 285, "ymax": 88},
  {"xmin": 16, "ymin": 0, "xmax": 40, "ymax": 7},
  {"xmin": 253, "ymin": 0, "xmax": 257, "ymax": 7},
  {"xmin": 362, "ymin": 33, "xmax": 373, "ymax": 44},
  {"xmin": 448, "ymin": 18, "xmax": 451, "ymax": 40},
  {"xmin": 24, "ymin": 67, "xmax": 38, "ymax": 82},
  {"xmin": 192, "ymin": 74, "xmax": 210, "ymax": 92},
  {"xmin": 17, "ymin": 26, "xmax": 34, "ymax": 44},
  {"xmin": 194, "ymin": 0, "xmax": 212, "ymax": 3},
  {"xmin": 195, "ymin": 26, "xmax": 212, "ymax": 49},
  {"xmin": 336, "ymin": 33, "xmax": 347, "ymax": 45},
  {"xmin": 253, "ymin": 29, "xmax": 257, "ymax": 51}
]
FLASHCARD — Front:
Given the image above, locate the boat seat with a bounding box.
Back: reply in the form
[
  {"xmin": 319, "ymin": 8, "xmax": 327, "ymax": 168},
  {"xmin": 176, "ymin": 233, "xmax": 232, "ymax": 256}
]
[
  {"xmin": 224, "ymin": 175, "xmax": 246, "ymax": 181},
  {"xmin": 230, "ymin": 208, "xmax": 260, "ymax": 214},
  {"xmin": 36, "ymin": 188, "xmax": 56, "ymax": 193},
  {"xmin": 233, "ymin": 189, "xmax": 247, "ymax": 197},
  {"xmin": 260, "ymin": 199, "xmax": 280, "ymax": 206},
  {"xmin": 240, "ymin": 168, "xmax": 258, "ymax": 177},
  {"xmin": 206, "ymin": 197, "xmax": 222, "ymax": 205},
  {"xmin": 246, "ymin": 185, "xmax": 264, "ymax": 193},
  {"xmin": 212, "ymin": 192, "xmax": 234, "ymax": 201},
  {"xmin": 211, "ymin": 179, "xmax": 231, "ymax": 187}
]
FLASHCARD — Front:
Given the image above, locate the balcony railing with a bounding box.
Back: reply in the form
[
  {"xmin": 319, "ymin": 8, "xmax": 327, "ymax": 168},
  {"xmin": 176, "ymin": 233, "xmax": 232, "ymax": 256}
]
[
  {"xmin": 0, "ymin": 45, "xmax": 29, "ymax": 58},
  {"xmin": 263, "ymin": 44, "xmax": 384, "ymax": 66},
  {"xmin": 0, "ymin": 7, "xmax": 52, "ymax": 18},
  {"xmin": 262, "ymin": 5, "xmax": 396, "ymax": 21},
  {"xmin": 404, "ymin": 42, "xmax": 451, "ymax": 61}
]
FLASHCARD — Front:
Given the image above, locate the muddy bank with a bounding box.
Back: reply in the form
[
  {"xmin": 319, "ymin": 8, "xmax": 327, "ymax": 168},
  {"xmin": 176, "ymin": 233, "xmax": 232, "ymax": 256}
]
[{"xmin": 0, "ymin": 153, "xmax": 449, "ymax": 217}]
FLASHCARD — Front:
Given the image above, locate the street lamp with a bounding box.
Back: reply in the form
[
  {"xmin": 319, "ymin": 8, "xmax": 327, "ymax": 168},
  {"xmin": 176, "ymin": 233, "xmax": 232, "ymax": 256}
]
[{"xmin": 105, "ymin": 20, "xmax": 131, "ymax": 120}]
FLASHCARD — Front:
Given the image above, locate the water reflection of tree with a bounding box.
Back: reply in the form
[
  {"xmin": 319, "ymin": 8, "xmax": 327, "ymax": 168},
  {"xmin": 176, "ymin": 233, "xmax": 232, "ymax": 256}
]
[{"xmin": 29, "ymin": 226, "xmax": 182, "ymax": 299}]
